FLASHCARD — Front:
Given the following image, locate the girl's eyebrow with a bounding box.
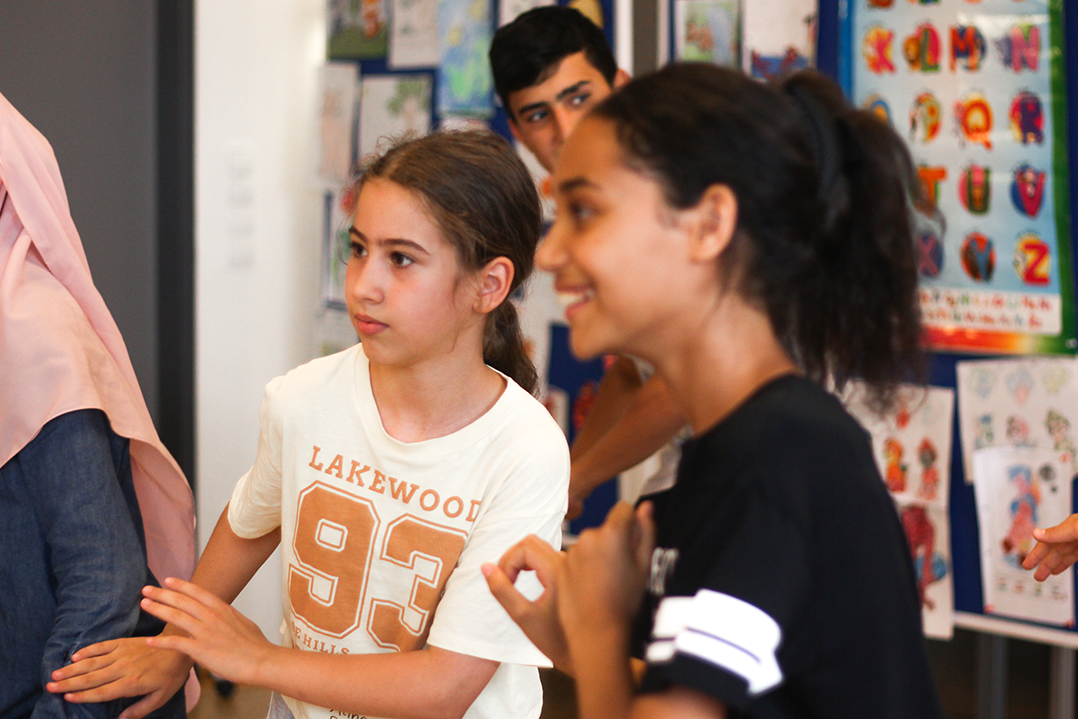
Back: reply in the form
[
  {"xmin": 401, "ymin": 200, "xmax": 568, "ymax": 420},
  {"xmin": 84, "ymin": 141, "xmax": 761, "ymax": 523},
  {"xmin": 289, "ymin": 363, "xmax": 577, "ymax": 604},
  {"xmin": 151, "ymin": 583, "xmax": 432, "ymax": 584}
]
[
  {"xmin": 348, "ymin": 226, "xmax": 431, "ymax": 256},
  {"xmin": 557, "ymin": 176, "xmax": 597, "ymax": 194}
]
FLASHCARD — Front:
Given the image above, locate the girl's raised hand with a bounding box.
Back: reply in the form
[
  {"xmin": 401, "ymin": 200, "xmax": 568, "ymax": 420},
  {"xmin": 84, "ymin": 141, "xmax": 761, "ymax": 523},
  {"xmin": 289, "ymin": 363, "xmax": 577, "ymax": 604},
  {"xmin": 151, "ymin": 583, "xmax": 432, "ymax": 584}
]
[
  {"xmin": 558, "ymin": 502, "xmax": 655, "ymax": 648},
  {"xmin": 482, "ymin": 536, "xmax": 571, "ymax": 672},
  {"xmin": 140, "ymin": 577, "xmax": 277, "ymax": 686},
  {"xmin": 1023, "ymin": 514, "xmax": 1078, "ymax": 581}
]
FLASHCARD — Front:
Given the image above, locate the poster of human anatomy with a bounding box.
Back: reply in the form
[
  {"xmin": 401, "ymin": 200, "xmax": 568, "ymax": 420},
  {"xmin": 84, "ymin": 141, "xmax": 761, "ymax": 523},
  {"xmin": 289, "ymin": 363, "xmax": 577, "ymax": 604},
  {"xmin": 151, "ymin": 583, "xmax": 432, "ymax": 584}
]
[
  {"xmin": 848, "ymin": 0, "xmax": 1075, "ymax": 354},
  {"xmin": 843, "ymin": 383, "xmax": 956, "ymax": 638},
  {"xmin": 956, "ymin": 356, "xmax": 1078, "ymax": 483},
  {"xmin": 973, "ymin": 446, "xmax": 1074, "ymax": 626}
]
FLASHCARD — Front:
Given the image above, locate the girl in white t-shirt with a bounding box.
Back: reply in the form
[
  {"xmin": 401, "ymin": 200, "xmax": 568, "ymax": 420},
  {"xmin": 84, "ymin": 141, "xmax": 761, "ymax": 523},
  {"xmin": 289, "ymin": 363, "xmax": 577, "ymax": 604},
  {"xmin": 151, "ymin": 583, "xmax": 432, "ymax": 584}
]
[{"xmin": 49, "ymin": 130, "xmax": 570, "ymax": 719}]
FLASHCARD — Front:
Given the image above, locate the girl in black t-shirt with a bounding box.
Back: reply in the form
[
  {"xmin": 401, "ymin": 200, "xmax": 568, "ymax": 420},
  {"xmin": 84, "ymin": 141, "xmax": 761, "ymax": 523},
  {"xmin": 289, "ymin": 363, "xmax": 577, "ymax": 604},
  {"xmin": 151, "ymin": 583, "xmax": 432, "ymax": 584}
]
[{"xmin": 482, "ymin": 64, "xmax": 943, "ymax": 718}]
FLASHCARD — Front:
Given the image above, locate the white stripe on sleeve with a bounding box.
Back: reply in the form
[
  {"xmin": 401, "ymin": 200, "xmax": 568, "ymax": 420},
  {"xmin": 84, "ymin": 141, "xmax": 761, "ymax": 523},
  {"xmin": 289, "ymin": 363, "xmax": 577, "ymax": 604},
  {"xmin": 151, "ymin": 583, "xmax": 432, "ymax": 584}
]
[{"xmin": 645, "ymin": 590, "xmax": 783, "ymax": 695}]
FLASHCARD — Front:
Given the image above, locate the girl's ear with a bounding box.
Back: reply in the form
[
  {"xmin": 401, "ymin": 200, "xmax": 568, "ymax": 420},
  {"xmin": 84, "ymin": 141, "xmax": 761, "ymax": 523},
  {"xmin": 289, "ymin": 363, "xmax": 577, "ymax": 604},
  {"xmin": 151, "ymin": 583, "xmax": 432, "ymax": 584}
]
[
  {"xmin": 687, "ymin": 184, "xmax": 738, "ymax": 263},
  {"xmin": 474, "ymin": 256, "xmax": 515, "ymax": 315}
]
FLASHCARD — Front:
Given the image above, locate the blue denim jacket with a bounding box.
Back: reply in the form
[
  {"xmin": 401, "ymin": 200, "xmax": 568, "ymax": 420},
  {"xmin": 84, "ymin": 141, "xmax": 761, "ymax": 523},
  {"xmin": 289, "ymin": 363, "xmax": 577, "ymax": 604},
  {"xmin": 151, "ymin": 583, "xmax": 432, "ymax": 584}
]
[{"xmin": 0, "ymin": 409, "xmax": 185, "ymax": 719}]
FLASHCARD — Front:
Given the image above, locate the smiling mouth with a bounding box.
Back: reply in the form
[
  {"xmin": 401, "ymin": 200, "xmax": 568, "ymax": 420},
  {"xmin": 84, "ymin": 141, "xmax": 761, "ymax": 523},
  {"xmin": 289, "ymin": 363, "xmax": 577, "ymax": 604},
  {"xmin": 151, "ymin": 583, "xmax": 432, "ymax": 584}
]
[{"xmin": 556, "ymin": 289, "xmax": 593, "ymax": 319}]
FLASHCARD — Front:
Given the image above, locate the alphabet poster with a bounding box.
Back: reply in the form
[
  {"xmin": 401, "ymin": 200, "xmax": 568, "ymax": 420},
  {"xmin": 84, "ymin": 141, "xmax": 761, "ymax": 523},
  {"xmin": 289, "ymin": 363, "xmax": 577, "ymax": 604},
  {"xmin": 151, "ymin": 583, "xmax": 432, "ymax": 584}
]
[
  {"xmin": 973, "ymin": 446, "xmax": 1074, "ymax": 626},
  {"xmin": 843, "ymin": 382, "xmax": 956, "ymax": 638},
  {"xmin": 956, "ymin": 356, "xmax": 1078, "ymax": 483},
  {"xmin": 847, "ymin": 0, "xmax": 1075, "ymax": 355}
]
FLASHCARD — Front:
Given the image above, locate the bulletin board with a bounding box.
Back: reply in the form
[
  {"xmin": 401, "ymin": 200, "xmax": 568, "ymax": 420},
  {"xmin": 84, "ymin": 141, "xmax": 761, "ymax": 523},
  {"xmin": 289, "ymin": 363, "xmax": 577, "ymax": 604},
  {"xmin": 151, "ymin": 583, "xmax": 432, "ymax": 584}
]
[{"xmin": 830, "ymin": 0, "xmax": 1078, "ymax": 647}]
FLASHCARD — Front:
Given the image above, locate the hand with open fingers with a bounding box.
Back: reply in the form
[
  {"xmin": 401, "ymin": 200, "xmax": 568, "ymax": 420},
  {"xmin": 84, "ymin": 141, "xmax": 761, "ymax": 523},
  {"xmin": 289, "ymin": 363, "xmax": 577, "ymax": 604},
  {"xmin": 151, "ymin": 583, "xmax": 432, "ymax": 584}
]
[
  {"xmin": 558, "ymin": 502, "xmax": 655, "ymax": 645},
  {"xmin": 1022, "ymin": 514, "xmax": 1078, "ymax": 581},
  {"xmin": 45, "ymin": 637, "xmax": 192, "ymax": 719},
  {"xmin": 482, "ymin": 534, "xmax": 571, "ymax": 672},
  {"xmin": 139, "ymin": 577, "xmax": 276, "ymax": 686}
]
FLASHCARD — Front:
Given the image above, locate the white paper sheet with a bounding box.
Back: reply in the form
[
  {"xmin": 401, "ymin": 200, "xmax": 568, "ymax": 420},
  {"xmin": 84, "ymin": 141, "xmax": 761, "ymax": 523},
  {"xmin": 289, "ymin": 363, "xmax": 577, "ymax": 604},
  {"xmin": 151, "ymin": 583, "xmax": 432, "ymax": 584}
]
[
  {"xmin": 389, "ymin": 0, "xmax": 440, "ymax": 68},
  {"xmin": 843, "ymin": 382, "xmax": 956, "ymax": 638},
  {"xmin": 317, "ymin": 63, "xmax": 360, "ymax": 185},
  {"xmin": 358, "ymin": 73, "xmax": 432, "ymax": 163},
  {"xmin": 957, "ymin": 357, "xmax": 1078, "ymax": 483},
  {"xmin": 973, "ymin": 446, "xmax": 1075, "ymax": 627}
]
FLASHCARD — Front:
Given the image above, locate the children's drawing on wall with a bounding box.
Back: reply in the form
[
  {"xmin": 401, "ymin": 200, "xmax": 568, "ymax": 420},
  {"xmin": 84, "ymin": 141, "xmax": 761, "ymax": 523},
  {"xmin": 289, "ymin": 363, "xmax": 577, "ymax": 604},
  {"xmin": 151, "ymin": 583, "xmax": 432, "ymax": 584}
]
[
  {"xmin": 498, "ymin": 0, "xmax": 554, "ymax": 27},
  {"xmin": 674, "ymin": 0, "xmax": 740, "ymax": 68},
  {"xmin": 742, "ymin": 0, "xmax": 815, "ymax": 79},
  {"xmin": 437, "ymin": 0, "xmax": 495, "ymax": 116},
  {"xmin": 317, "ymin": 63, "xmax": 361, "ymax": 186},
  {"xmin": 321, "ymin": 185, "xmax": 354, "ymax": 310},
  {"xmin": 842, "ymin": 382, "xmax": 955, "ymax": 638},
  {"xmin": 358, "ymin": 74, "xmax": 433, "ymax": 163},
  {"xmin": 957, "ymin": 357, "xmax": 1078, "ymax": 483},
  {"xmin": 389, "ymin": 0, "xmax": 441, "ymax": 68},
  {"xmin": 899, "ymin": 501, "xmax": 954, "ymax": 638},
  {"xmin": 328, "ymin": 0, "xmax": 389, "ymax": 59},
  {"xmin": 844, "ymin": 382, "xmax": 955, "ymax": 506},
  {"xmin": 973, "ymin": 446, "xmax": 1075, "ymax": 627}
]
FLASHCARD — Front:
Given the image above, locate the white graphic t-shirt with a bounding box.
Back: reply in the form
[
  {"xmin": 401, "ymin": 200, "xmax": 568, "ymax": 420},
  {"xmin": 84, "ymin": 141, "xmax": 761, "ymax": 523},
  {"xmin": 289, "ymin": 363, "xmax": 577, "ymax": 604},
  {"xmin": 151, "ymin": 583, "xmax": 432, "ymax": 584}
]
[{"xmin": 229, "ymin": 344, "xmax": 569, "ymax": 719}]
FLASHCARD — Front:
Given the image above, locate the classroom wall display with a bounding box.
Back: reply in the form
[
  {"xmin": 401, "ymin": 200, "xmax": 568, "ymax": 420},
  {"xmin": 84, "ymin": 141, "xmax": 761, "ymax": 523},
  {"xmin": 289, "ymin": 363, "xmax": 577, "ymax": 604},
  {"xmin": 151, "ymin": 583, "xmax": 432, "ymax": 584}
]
[
  {"xmin": 843, "ymin": 383, "xmax": 956, "ymax": 638},
  {"xmin": 358, "ymin": 74, "xmax": 433, "ymax": 160},
  {"xmin": 673, "ymin": 0, "xmax": 740, "ymax": 66},
  {"xmin": 956, "ymin": 356, "xmax": 1078, "ymax": 484},
  {"xmin": 973, "ymin": 446, "xmax": 1075, "ymax": 627},
  {"xmin": 317, "ymin": 63, "xmax": 361, "ymax": 186},
  {"xmin": 742, "ymin": 0, "xmax": 815, "ymax": 80},
  {"xmin": 390, "ymin": 0, "xmax": 441, "ymax": 68},
  {"xmin": 329, "ymin": 0, "xmax": 390, "ymax": 58},
  {"xmin": 844, "ymin": 0, "xmax": 1075, "ymax": 355}
]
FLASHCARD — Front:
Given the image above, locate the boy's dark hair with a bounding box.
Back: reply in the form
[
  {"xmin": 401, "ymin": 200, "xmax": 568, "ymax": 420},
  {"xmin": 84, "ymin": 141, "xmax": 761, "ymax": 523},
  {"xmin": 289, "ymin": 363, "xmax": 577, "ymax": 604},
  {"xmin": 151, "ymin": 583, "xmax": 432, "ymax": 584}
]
[
  {"xmin": 356, "ymin": 130, "xmax": 542, "ymax": 395},
  {"xmin": 592, "ymin": 64, "xmax": 932, "ymax": 411},
  {"xmin": 490, "ymin": 6, "xmax": 618, "ymax": 116}
]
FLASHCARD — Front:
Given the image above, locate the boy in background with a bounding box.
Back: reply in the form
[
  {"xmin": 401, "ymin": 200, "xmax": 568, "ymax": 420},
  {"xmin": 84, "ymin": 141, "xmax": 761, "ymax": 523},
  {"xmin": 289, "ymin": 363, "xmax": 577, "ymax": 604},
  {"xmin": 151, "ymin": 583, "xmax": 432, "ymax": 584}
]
[{"xmin": 490, "ymin": 7, "xmax": 686, "ymax": 520}]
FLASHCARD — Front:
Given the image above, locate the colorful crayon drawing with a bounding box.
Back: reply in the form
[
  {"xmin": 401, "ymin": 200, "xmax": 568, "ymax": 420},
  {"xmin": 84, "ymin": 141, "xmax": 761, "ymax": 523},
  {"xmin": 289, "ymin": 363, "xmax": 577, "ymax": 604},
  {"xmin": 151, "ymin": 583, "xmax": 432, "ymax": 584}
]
[
  {"xmin": 884, "ymin": 438, "xmax": 908, "ymax": 492},
  {"xmin": 1045, "ymin": 409, "xmax": 1076, "ymax": 469},
  {"xmin": 917, "ymin": 438, "xmax": 940, "ymax": 501},
  {"xmin": 901, "ymin": 505, "xmax": 948, "ymax": 609},
  {"xmin": 1006, "ymin": 415, "xmax": 1034, "ymax": 447},
  {"xmin": 1001, "ymin": 463, "xmax": 1040, "ymax": 568},
  {"xmin": 1005, "ymin": 366, "xmax": 1035, "ymax": 404},
  {"xmin": 975, "ymin": 413, "xmax": 995, "ymax": 449}
]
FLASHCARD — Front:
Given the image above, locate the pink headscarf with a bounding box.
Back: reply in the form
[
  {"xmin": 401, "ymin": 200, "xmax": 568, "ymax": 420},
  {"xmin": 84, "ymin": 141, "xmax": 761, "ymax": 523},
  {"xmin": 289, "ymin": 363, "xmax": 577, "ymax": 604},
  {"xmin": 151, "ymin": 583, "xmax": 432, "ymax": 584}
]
[{"xmin": 0, "ymin": 91, "xmax": 196, "ymax": 598}]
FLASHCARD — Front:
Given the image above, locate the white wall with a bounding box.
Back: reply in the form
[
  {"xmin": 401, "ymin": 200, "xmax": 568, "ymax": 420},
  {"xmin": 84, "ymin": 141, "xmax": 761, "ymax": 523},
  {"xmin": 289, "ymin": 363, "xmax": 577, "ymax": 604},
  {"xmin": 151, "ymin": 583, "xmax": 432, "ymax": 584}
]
[{"xmin": 195, "ymin": 0, "xmax": 326, "ymax": 638}]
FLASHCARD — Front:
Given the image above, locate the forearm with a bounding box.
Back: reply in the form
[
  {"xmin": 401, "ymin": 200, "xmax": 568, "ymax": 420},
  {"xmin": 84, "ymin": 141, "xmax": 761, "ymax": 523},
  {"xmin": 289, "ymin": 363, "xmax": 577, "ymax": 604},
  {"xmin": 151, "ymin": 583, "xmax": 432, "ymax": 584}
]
[
  {"xmin": 569, "ymin": 626, "xmax": 636, "ymax": 719},
  {"xmin": 188, "ymin": 504, "xmax": 280, "ymax": 604},
  {"xmin": 570, "ymin": 377, "xmax": 687, "ymax": 502},
  {"xmin": 252, "ymin": 645, "xmax": 497, "ymax": 719},
  {"xmin": 571, "ymin": 356, "xmax": 643, "ymax": 460}
]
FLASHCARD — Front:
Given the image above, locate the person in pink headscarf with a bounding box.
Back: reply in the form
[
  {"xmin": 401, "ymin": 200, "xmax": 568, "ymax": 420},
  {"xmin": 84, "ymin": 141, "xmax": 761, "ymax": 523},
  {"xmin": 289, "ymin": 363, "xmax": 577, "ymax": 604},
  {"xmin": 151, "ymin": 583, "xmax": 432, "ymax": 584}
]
[{"xmin": 0, "ymin": 90, "xmax": 196, "ymax": 718}]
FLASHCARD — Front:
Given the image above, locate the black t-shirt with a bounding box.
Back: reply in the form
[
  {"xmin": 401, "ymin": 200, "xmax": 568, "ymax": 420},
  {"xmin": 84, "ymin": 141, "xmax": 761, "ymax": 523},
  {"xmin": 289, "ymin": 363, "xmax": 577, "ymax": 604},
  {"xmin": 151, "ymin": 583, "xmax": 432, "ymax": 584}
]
[{"xmin": 634, "ymin": 375, "xmax": 943, "ymax": 718}]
